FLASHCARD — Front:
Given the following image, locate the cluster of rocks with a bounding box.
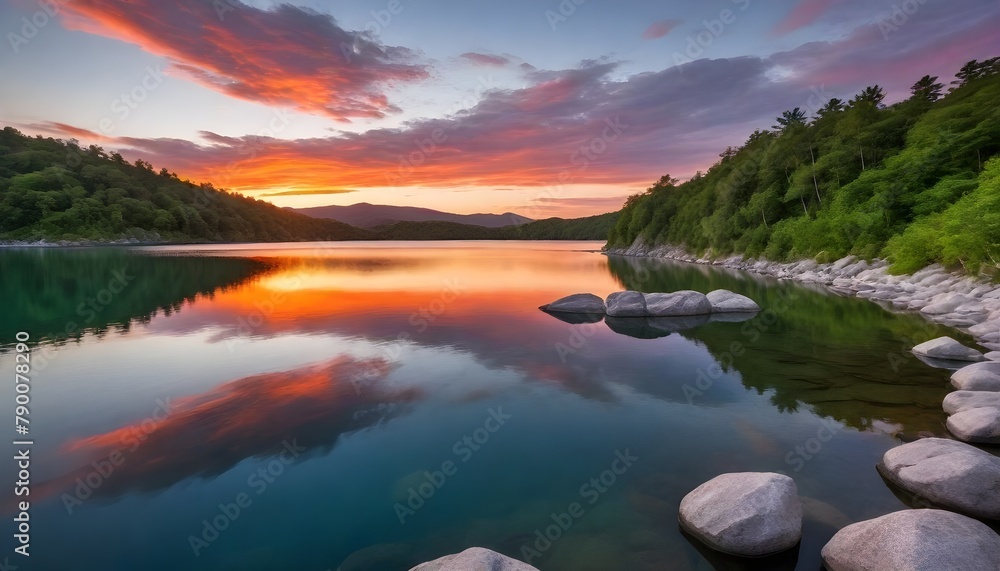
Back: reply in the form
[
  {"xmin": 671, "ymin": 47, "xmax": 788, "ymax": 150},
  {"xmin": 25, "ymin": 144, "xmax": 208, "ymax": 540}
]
[
  {"xmin": 944, "ymin": 361, "xmax": 1000, "ymax": 444},
  {"xmin": 540, "ymin": 289, "xmax": 760, "ymax": 318},
  {"xmin": 606, "ymin": 239, "xmax": 1000, "ymax": 358},
  {"xmin": 539, "ymin": 290, "xmax": 761, "ymax": 339},
  {"xmin": 675, "ymin": 468, "xmax": 1000, "ymax": 570}
]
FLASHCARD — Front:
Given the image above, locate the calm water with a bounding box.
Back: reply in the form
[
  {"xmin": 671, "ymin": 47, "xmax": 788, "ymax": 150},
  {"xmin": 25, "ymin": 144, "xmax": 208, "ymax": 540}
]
[{"xmin": 0, "ymin": 241, "xmax": 985, "ymax": 570}]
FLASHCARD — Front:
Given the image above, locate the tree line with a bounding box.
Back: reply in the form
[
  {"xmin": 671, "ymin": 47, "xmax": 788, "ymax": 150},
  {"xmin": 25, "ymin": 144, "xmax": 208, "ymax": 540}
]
[{"xmin": 608, "ymin": 58, "xmax": 1000, "ymax": 274}]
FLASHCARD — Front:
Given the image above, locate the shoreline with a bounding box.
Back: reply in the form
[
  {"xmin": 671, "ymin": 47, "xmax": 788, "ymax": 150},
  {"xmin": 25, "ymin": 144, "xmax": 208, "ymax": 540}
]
[{"xmin": 604, "ymin": 238, "xmax": 1000, "ymax": 356}]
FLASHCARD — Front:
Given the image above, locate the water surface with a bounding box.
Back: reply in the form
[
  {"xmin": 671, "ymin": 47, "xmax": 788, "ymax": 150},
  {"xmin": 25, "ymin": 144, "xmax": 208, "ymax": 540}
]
[{"xmin": 0, "ymin": 241, "xmax": 978, "ymax": 570}]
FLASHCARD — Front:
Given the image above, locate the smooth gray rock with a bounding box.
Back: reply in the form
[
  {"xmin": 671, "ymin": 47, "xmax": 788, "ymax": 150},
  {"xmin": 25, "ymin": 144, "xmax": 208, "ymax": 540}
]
[
  {"xmin": 605, "ymin": 290, "xmax": 647, "ymax": 317},
  {"xmin": 951, "ymin": 362, "xmax": 1000, "ymax": 391},
  {"xmin": 678, "ymin": 472, "xmax": 802, "ymax": 557},
  {"xmin": 947, "ymin": 407, "xmax": 1000, "ymax": 444},
  {"xmin": 820, "ymin": 509, "xmax": 1000, "ymax": 571},
  {"xmin": 878, "ymin": 438, "xmax": 1000, "ymax": 519},
  {"xmin": 644, "ymin": 290, "xmax": 712, "ymax": 316},
  {"xmin": 705, "ymin": 289, "xmax": 761, "ymax": 313},
  {"xmin": 943, "ymin": 391, "xmax": 1000, "ymax": 415},
  {"xmin": 409, "ymin": 548, "xmax": 539, "ymax": 571},
  {"xmin": 986, "ymin": 351, "xmax": 1000, "ymax": 361},
  {"xmin": 831, "ymin": 256, "xmax": 857, "ymax": 272},
  {"xmin": 921, "ymin": 293, "xmax": 972, "ymax": 315},
  {"xmin": 911, "ymin": 337, "xmax": 984, "ymax": 362},
  {"xmin": 540, "ymin": 293, "xmax": 606, "ymax": 314}
]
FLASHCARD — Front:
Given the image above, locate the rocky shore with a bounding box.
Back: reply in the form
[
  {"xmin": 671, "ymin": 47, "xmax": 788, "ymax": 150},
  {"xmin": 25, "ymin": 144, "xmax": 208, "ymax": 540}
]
[
  {"xmin": 605, "ymin": 238, "xmax": 1000, "ymax": 358},
  {"xmin": 0, "ymin": 236, "xmax": 165, "ymax": 247}
]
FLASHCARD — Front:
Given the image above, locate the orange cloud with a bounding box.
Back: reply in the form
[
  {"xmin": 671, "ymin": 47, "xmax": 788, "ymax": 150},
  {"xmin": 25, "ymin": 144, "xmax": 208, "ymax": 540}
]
[
  {"xmin": 58, "ymin": 0, "xmax": 428, "ymax": 120},
  {"xmin": 40, "ymin": 356, "xmax": 420, "ymax": 502}
]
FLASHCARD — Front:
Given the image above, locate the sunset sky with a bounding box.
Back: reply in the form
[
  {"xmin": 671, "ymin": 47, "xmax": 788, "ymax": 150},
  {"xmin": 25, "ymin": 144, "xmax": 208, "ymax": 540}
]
[{"xmin": 2, "ymin": 0, "xmax": 998, "ymax": 218}]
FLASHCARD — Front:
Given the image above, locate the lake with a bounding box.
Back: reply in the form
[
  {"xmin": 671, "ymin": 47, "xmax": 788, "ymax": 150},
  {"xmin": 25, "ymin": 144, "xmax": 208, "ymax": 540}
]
[{"xmin": 0, "ymin": 241, "xmax": 984, "ymax": 570}]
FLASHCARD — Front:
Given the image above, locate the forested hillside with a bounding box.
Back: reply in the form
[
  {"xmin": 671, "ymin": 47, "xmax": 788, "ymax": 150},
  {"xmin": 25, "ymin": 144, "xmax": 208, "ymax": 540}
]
[
  {"xmin": 369, "ymin": 212, "xmax": 617, "ymax": 240},
  {"xmin": 608, "ymin": 58, "xmax": 1000, "ymax": 274},
  {"xmin": 0, "ymin": 127, "xmax": 614, "ymax": 243},
  {"xmin": 0, "ymin": 127, "xmax": 370, "ymax": 243}
]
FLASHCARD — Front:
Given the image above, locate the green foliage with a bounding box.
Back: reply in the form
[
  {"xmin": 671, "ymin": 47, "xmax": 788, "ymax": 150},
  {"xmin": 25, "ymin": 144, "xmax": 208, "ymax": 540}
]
[
  {"xmin": 885, "ymin": 158, "xmax": 1000, "ymax": 274},
  {"xmin": 608, "ymin": 58, "xmax": 1000, "ymax": 276},
  {"xmin": 0, "ymin": 248, "xmax": 273, "ymax": 344},
  {"xmin": 0, "ymin": 127, "xmax": 371, "ymax": 243}
]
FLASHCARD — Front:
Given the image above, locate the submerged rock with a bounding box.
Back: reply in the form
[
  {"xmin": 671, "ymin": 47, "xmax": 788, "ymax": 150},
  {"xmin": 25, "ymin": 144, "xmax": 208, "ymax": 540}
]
[
  {"xmin": 643, "ymin": 290, "xmax": 713, "ymax": 316},
  {"xmin": 409, "ymin": 547, "xmax": 539, "ymax": 571},
  {"xmin": 539, "ymin": 293, "xmax": 606, "ymax": 314},
  {"xmin": 705, "ymin": 289, "xmax": 761, "ymax": 313},
  {"xmin": 605, "ymin": 290, "xmax": 647, "ymax": 317},
  {"xmin": 678, "ymin": 472, "xmax": 802, "ymax": 557},
  {"xmin": 707, "ymin": 312, "xmax": 758, "ymax": 323},
  {"xmin": 911, "ymin": 336, "xmax": 984, "ymax": 362},
  {"xmin": 947, "ymin": 407, "xmax": 1000, "ymax": 444},
  {"xmin": 951, "ymin": 361, "xmax": 1000, "ymax": 391},
  {"xmin": 943, "ymin": 391, "xmax": 1000, "ymax": 414},
  {"xmin": 878, "ymin": 438, "xmax": 1000, "ymax": 520},
  {"xmin": 820, "ymin": 509, "xmax": 1000, "ymax": 571}
]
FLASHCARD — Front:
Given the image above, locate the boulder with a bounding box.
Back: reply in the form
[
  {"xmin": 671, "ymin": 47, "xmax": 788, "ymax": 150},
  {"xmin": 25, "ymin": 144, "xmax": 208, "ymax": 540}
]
[
  {"xmin": 986, "ymin": 351, "xmax": 1000, "ymax": 362},
  {"xmin": 920, "ymin": 293, "xmax": 972, "ymax": 315},
  {"xmin": 831, "ymin": 256, "xmax": 857, "ymax": 272},
  {"xmin": 951, "ymin": 362, "xmax": 1000, "ymax": 392},
  {"xmin": 605, "ymin": 291, "xmax": 647, "ymax": 317},
  {"xmin": 911, "ymin": 337, "xmax": 984, "ymax": 362},
  {"xmin": 943, "ymin": 391, "xmax": 1000, "ymax": 415},
  {"xmin": 705, "ymin": 289, "xmax": 761, "ymax": 313},
  {"xmin": 409, "ymin": 548, "xmax": 539, "ymax": 571},
  {"xmin": 947, "ymin": 407, "xmax": 1000, "ymax": 444},
  {"xmin": 820, "ymin": 509, "xmax": 1000, "ymax": 571},
  {"xmin": 878, "ymin": 438, "xmax": 1000, "ymax": 520},
  {"xmin": 539, "ymin": 293, "xmax": 606, "ymax": 314},
  {"xmin": 678, "ymin": 472, "xmax": 802, "ymax": 557},
  {"xmin": 643, "ymin": 291, "xmax": 712, "ymax": 316}
]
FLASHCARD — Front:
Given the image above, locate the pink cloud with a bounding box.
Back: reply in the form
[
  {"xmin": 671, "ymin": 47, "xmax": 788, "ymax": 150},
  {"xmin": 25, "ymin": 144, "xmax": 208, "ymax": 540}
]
[
  {"xmin": 460, "ymin": 52, "xmax": 510, "ymax": 66},
  {"xmin": 642, "ymin": 19, "xmax": 683, "ymax": 40},
  {"xmin": 772, "ymin": 0, "xmax": 835, "ymax": 36}
]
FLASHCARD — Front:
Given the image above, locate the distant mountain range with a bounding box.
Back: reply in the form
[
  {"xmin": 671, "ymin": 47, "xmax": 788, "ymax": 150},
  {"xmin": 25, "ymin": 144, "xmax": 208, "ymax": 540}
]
[{"xmin": 292, "ymin": 203, "xmax": 533, "ymax": 228}]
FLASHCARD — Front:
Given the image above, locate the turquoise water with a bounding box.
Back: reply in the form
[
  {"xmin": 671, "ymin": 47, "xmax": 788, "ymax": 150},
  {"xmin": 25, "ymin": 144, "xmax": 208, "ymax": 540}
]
[{"xmin": 0, "ymin": 241, "xmax": 982, "ymax": 570}]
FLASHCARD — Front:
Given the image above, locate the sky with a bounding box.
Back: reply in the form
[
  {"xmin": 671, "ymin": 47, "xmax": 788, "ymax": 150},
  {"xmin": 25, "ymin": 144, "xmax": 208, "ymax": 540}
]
[{"xmin": 1, "ymin": 0, "xmax": 998, "ymax": 218}]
